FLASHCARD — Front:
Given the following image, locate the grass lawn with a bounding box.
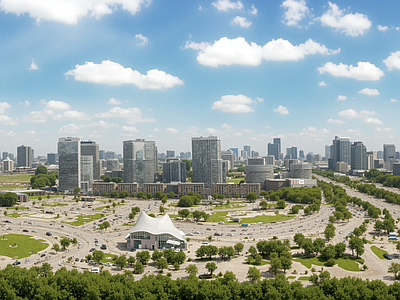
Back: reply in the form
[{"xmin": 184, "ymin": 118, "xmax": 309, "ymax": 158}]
[
  {"xmin": 208, "ymin": 211, "xmax": 230, "ymax": 223},
  {"xmin": 0, "ymin": 184, "xmax": 28, "ymax": 190},
  {"xmin": 6, "ymin": 206, "xmax": 28, "ymax": 210},
  {"xmin": 226, "ymin": 178, "xmax": 244, "ymax": 184},
  {"xmin": 0, "ymin": 234, "xmax": 48, "ymax": 258},
  {"xmin": 240, "ymin": 214, "xmax": 294, "ymax": 224},
  {"xmin": 100, "ymin": 253, "xmax": 118, "ymax": 263},
  {"xmin": 286, "ymin": 276, "xmax": 296, "ymax": 280},
  {"xmin": 29, "ymin": 195, "xmax": 60, "ymax": 200},
  {"xmin": 294, "ymin": 255, "xmax": 364, "ymax": 271},
  {"xmin": 246, "ymin": 257, "xmax": 270, "ymax": 266},
  {"xmin": 297, "ymin": 276, "xmax": 311, "ymax": 281},
  {"xmin": 0, "ymin": 174, "xmax": 33, "ymax": 183},
  {"xmin": 65, "ymin": 213, "xmax": 105, "ymax": 226},
  {"xmin": 371, "ymin": 246, "xmax": 388, "ymax": 259},
  {"xmin": 214, "ymin": 204, "xmax": 245, "ymax": 209},
  {"xmin": 8, "ymin": 213, "xmax": 20, "ymax": 218},
  {"xmin": 94, "ymin": 205, "xmax": 110, "ymax": 211}
]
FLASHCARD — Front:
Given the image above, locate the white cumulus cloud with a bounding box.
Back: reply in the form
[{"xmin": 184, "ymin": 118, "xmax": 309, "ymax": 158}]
[
  {"xmin": 58, "ymin": 124, "xmax": 80, "ymax": 134},
  {"xmin": 327, "ymin": 118, "xmax": 345, "ymax": 124},
  {"xmin": 377, "ymin": 25, "xmax": 389, "ymax": 32},
  {"xmin": 25, "ymin": 110, "xmax": 54, "ymax": 123},
  {"xmin": 121, "ymin": 126, "xmax": 138, "ymax": 133},
  {"xmin": 231, "ymin": 16, "xmax": 252, "ymax": 28},
  {"xmin": 364, "ymin": 117, "xmax": 382, "ymax": 125},
  {"xmin": 94, "ymin": 106, "xmax": 156, "ymax": 123},
  {"xmin": 212, "ymin": 94, "xmax": 254, "ymax": 113},
  {"xmin": 318, "ymin": 61, "xmax": 384, "ymax": 81},
  {"xmin": 390, "ymin": 98, "xmax": 398, "ymax": 103},
  {"xmin": 376, "ymin": 127, "xmax": 393, "ymax": 132},
  {"xmin": 205, "ymin": 128, "xmax": 223, "ymax": 135},
  {"xmin": 29, "ymin": 59, "xmax": 38, "ymax": 70},
  {"xmin": 185, "ymin": 37, "xmax": 339, "ymax": 67},
  {"xmin": 212, "ymin": 0, "xmax": 243, "ymax": 12},
  {"xmin": 281, "ymin": 0, "xmax": 310, "ymax": 27},
  {"xmin": 319, "ymin": 2, "xmax": 371, "ymax": 36},
  {"xmin": 250, "ymin": 4, "xmax": 257, "ymax": 15},
  {"xmin": 53, "ymin": 110, "xmax": 91, "ymax": 121},
  {"xmin": 0, "ymin": 115, "xmax": 16, "ymax": 125},
  {"xmin": 358, "ymin": 88, "xmax": 379, "ymax": 95},
  {"xmin": 135, "ymin": 33, "xmax": 148, "ymax": 46},
  {"xmin": 318, "ymin": 81, "xmax": 327, "ymax": 86},
  {"xmin": 338, "ymin": 109, "xmax": 376, "ymax": 120},
  {"xmin": 88, "ymin": 120, "xmax": 118, "ymax": 128},
  {"xmin": 45, "ymin": 100, "xmax": 70, "ymax": 110},
  {"xmin": 165, "ymin": 127, "xmax": 179, "ymax": 134},
  {"xmin": 221, "ymin": 123, "xmax": 232, "ymax": 129},
  {"xmin": 0, "ymin": 102, "xmax": 11, "ymax": 114},
  {"xmin": 25, "ymin": 130, "xmax": 37, "ymax": 137},
  {"xmin": 273, "ymin": 105, "xmax": 289, "ymax": 115},
  {"xmin": 383, "ymin": 51, "xmax": 400, "ymax": 71},
  {"xmin": 108, "ymin": 98, "xmax": 121, "ymax": 105},
  {"xmin": 0, "ymin": 0, "xmax": 151, "ymax": 24},
  {"xmin": 24, "ymin": 100, "xmax": 30, "ymax": 106},
  {"xmin": 337, "ymin": 95, "xmax": 347, "ymax": 101},
  {"xmin": 64, "ymin": 60, "xmax": 183, "ymax": 90}
]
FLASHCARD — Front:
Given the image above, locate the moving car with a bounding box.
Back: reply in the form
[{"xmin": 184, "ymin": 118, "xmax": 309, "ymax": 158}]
[{"xmin": 12, "ymin": 261, "xmax": 21, "ymax": 266}]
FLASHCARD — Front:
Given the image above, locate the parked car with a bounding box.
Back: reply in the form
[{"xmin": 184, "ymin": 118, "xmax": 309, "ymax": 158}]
[
  {"xmin": 90, "ymin": 268, "xmax": 100, "ymax": 273},
  {"xmin": 105, "ymin": 262, "xmax": 112, "ymax": 267},
  {"xmin": 201, "ymin": 242, "xmax": 210, "ymax": 246},
  {"xmin": 23, "ymin": 229, "xmax": 29, "ymax": 232},
  {"xmin": 89, "ymin": 248, "xmax": 95, "ymax": 252},
  {"xmin": 31, "ymin": 230, "xmax": 37, "ymax": 233},
  {"xmin": 40, "ymin": 254, "xmax": 46, "ymax": 257},
  {"xmin": 383, "ymin": 253, "xmax": 393, "ymax": 260},
  {"xmin": 12, "ymin": 261, "xmax": 21, "ymax": 266},
  {"xmin": 100, "ymin": 244, "xmax": 107, "ymax": 250},
  {"xmin": 75, "ymin": 258, "xmax": 79, "ymax": 262},
  {"xmin": 80, "ymin": 259, "xmax": 84, "ymax": 262},
  {"xmin": 46, "ymin": 232, "xmax": 52, "ymax": 236}
]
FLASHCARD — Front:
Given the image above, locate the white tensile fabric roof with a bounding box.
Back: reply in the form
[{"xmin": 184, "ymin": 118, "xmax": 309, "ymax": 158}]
[{"xmin": 128, "ymin": 211, "xmax": 185, "ymax": 242}]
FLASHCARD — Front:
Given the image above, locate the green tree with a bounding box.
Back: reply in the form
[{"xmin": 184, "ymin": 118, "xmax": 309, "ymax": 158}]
[
  {"xmin": 60, "ymin": 237, "xmax": 71, "ymax": 250},
  {"xmin": 206, "ymin": 262, "xmax": 217, "ymax": 275},
  {"xmin": 259, "ymin": 200, "xmax": 268, "ymax": 210},
  {"xmin": 133, "ymin": 262, "xmax": 144, "ymax": 274},
  {"xmin": 248, "ymin": 245, "xmax": 257, "ymax": 257},
  {"xmin": 276, "ymin": 199, "xmax": 286, "ymax": 209},
  {"xmin": 40, "ymin": 262, "xmax": 53, "ymax": 277},
  {"xmin": 269, "ymin": 252, "xmax": 282, "ymax": 275},
  {"xmin": 115, "ymin": 255, "xmax": 127, "ymax": 270},
  {"xmin": 73, "ymin": 187, "xmax": 81, "ymax": 195},
  {"xmin": 169, "ymin": 191, "xmax": 175, "ymax": 198},
  {"xmin": 136, "ymin": 251, "xmax": 150, "ymax": 265},
  {"xmin": 247, "ymin": 266, "xmax": 261, "ymax": 283},
  {"xmin": 173, "ymin": 262, "xmax": 180, "ymax": 270},
  {"xmin": 92, "ymin": 250, "xmax": 105, "ymax": 264},
  {"xmin": 246, "ymin": 192, "xmax": 257, "ymax": 202},
  {"xmin": 313, "ymin": 238, "xmax": 325, "ymax": 256},
  {"xmin": 155, "ymin": 258, "xmax": 168, "ymax": 272},
  {"xmin": 110, "ymin": 191, "xmax": 119, "ymax": 198},
  {"xmin": 178, "ymin": 209, "xmax": 190, "ymax": 218},
  {"xmin": 349, "ymin": 236, "xmax": 365, "ymax": 258},
  {"xmin": 192, "ymin": 211, "xmax": 203, "ymax": 221},
  {"xmin": 280, "ymin": 251, "xmax": 292, "ymax": 273},
  {"xmin": 52, "ymin": 244, "xmax": 60, "ymax": 253},
  {"xmin": 152, "ymin": 250, "xmax": 163, "ymax": 262},
  {"xmin": 35, "ymin": 165, "xmax": 48, "ymax": 175},
  {"xmin": 290, "ymin": 205, "xmax": 300, "ymax": 214},
  {"xmin": 234, "ymin": 242, "xmax": 244, "ymax": 255},
  {"xmin": 324, "ymin": 224, "xmax": 335, "ymax": 241},
  {"xmin": 119, "ymin": 190, "xmax": 129, "ymax": 198},
  {"xmin": 254, "ymin": 254, "xmax": 263, "ymax": 265},
  {"xmin": 185, "ymin": 264, "xmax": 198, "ymax": 276},
  {"xmin": 127, "ymin": 256, "xmax": 136, "ymax": 267},
  {"xmin": 388, "ymin": 262, "xmax": 400, "ymax": 279},
  {"xmin": 71, "ymin": 237, "xmax": 78, "ymax": 246}
]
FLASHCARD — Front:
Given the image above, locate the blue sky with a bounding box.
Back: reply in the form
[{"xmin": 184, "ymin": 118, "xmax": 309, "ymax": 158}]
[{"xmin": 0, "ymin": 0, "xmax": 399, "ymax": 157}]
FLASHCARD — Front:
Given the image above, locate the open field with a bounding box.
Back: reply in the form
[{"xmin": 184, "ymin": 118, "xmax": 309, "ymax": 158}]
[
  {"xmin": 0, "ymin": 174, "xmax": 33, "ymax": 183},
  {"xmin": 297, "ymin": 276, "xmax": 311, "ymax": 281},
  {"xmin": 294, "ymin": 255, "xmax": 364, "ymax": 271},
  {"xmin": 65, "ymin": 213, "xmax": 105, "ymax": 226},
  {"xmin": 29, "ymin": 195, "xmax": 60, "ymax": 200},
  {"xmin": 0, "ymin": 184, "xmax": 28, "ymax": 190},
  {"xmin": 226, "ymin": 178, "xmax": 244, "ymax": 184},
  {"xmin": 371, "ymin": 246, "xmax": 388, "ymax": 259},
  {"xmin": 0, "ymin": 234, "xmax": 48, "ymax": 258},
  {"xmin": 42, "ymin": 203, "xmax": 68, "ymax": 207},
  {"xmin": 241, "ymin": 214, "xmax": 294, "ymax": 224},
  {"xmin": 6, "ymin": 206, "xmax": 28, "ymax": 210}
]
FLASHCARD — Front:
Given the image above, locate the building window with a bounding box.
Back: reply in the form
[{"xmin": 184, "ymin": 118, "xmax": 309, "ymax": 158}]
[{"xmin": 131, "ymin": 231, "xmax": 150, "ymax": 240}]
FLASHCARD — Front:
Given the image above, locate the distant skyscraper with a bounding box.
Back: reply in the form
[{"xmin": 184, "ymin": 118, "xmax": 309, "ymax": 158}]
[
  {"xmin": 244, "ymin": 145, "xmax": 251, "ymax": 158},
  {"xmin": 81, "ymin": 141, "xmax": 101, "ymax": 180},
  {"xmin": 286, "ymin": 147, "xmax": 297, "ymax": 160},
  {"xmin": 123, "ymin": 139, "xmax": 158, "ymax": 187},
  {"xmin": 192, "ymin": 136, "xmax": 225, "ymax": 188},
  {"xmin": 80, "ymin": 155, "xmax": 93, "ymax": 192},
  {"xmin": 17, "ymin": 145, "xmax": 32, "ymax": 168},
  {"xmin": 221, "ymin": 150, "xmax": 234, "ymax": 170},
  {"xmin": 366, "ymin": 151, "xmax": 377, "ymax": 170},
  {"xmin": 383, "ymin": 144, "xmax": 396, "ymax": 162},
  {"xmin": 31, "ymin": 149, "xmax": 34, "ymax": 160},
  {"xmin": 299, "ymin": 150, "xmax": 304, "ymax": 159},
  {"xmin": 325, "ymin": 145, "xmax": 331, "ymax": 160},
  {"xmin": 265, "ymin": 155, "xmax": 275, "ymax": 165},
  {"xmin": 2, "ymin": 152, "xmax": 8, "ymax": 161},
  {"xmin": 273, "ymin": 138, "xmax": 281, "ymax": 156},
  {"xmin": 241, "ymin": 149, "xmax": 248, "ymax": 159},
  {"xmin": 351, "ymin": 141, "xmax": 367, "ymax": 170},
  {"xmin": 166, "ymin": 150, "xmax": 175, "ymax": 158},
  {"xmin": 267, "ymin": 143, "xmax": 279, "ymax": 160},
  {"xmin": 105, "ymin": 151, "xmax": 116, "ymax": 159},
  {"xmin": 47, "ymin": 153, "xmax": 58, "ymax": 165},
  {"xmin": 251, "ymin": 150, "xmax": 259, "ymax": 158},
  {"xmin": 99, "ymin": 150, "xmax": 105, "ymax": 160},
  {"xmin": 58, "ymin": 137, "xmax": 81, "ymax": 192},
  {"xmin": 377, "ymin": 151, "xmax": 383, "ymax": 159},
  {"xmin": 163, "ymin": 158, "xmax": 186, "ymax": 183},
  {"xmin": 328, "ymin": 136, "xmax": 351, "ymax": 170},
  {"xmin": 230, "ymin": 148, "xmax": 239, "ymax": 158},
  {"xmin": 2, "ymin": 157, "xmax": 13, "ymax": 172}
]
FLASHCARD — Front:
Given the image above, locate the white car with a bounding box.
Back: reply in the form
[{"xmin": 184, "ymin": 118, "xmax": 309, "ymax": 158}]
[
  {"xmin": 78, "ymin": 241, "xmax": 82, "ymax": 245},
  {"xmin": 90, "ymin": 268, "xmax": 100, "ymax": 273},
  {"xmin": 31, "ymin": 230, "xmax": 37, "ymax": 233},
  {"xmin": 193, "ymin": 231, "xmax": 200, "ymax": 234},
  {"xmin": 186, "ymin": 232, "xmax": 193, "ymax": 236},
  {"xmin": 201, "ymin": 242, "xmax": 210, "ymax": 246},
  {"xmin": 105, "ymin": 262, "xmax": 112, "ymax": 267},
  {"xmin": 218, "ymin": 221, "xmax": 225, "ymax": 225}
]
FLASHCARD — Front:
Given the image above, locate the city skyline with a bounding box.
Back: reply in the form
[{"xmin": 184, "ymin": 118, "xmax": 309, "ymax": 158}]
[{"xmin": 0, "ymin": 1, "xmax": 399, "ymax": 156}]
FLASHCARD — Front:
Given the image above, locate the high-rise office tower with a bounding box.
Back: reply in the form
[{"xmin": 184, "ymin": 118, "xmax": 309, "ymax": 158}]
[
  {"xmin": 383, "ymin": 144, "xmax": 396, "ymax": 162},
  {"xmin": 17, "ymin": 145, "xmax": 32, "ymax": 168},
  {"xmin": 166, "ymin": 150, "xmax": 175, "ymax": 158},
  {"xmin": 2, "ymin": 157, "xmax": 13, "ymax": 172},
  {"xmin": 241, "ymin": 149, "xmax": 248, "ymax": 159},
  {"xmin": 351, "ymin": 142, "xmax": 367, "ymax": 170},
  {"xmin": 221, "ymin": 150, "xmax": 234, "ymax": 170},
  {"xmin": 267, "ymin": 143, "xmax": 280, "ymax": 160},
  {"xmin": 366, "ymin": 151, "xmax": 377, "ymax": 170},
  {"xmin": 47, "ymin": 153, "xmax": 58, "ymax": 165},
  {"xmin": 273, "ymin": 138, "xmax": 281, "ymax": 156},
  {"xmin": 325, "ymin": 145, "xmax": 331, "ymax": 160},
  {"xmin": 286, "ymin": 147, "xmax": 297, "ymax": 160},
  {"xmin": 99, "ymin": 150, "xmax": 105, "ymax": 160},
  {"xmin": 192, "ymin": 136, "xmax": 224, "ymax": 188},
  {"xmin": 58, "ymin": 137, "xmax": 81, "ymax": 192},
  {"xmin": 106, "ymin": 159, "xmax": 119, "ymax": 171},
  {"xmin": 31, "ymin": 149, "xmax": 34, "ymax": 160},
  {"xmin": 123, "ymin": 139, "xmax": 158, "ymax": 187},
  {"xmin": 2, "ymin": 152, "xmax": 8, "ymax": 161},
  {"xmin": 81, "ymin": 141, "xmax": 101, "ymax": 180},
  {"xmin": 299, "ymin": 150, "xmax": 304, "ymax": 159},
  {"xmin": 230, "ymin": 148, "xmax": 239, "ymax": 158},
  {"xmin": 80, "ymin": 156, "xmax": 93, "ymax": 192},
  {"xmin": 328, "ymin": 136, "xmax": 351, "ymax": 170},
  {"xmin": 265, "ymin": 155, "xmax": 275, "ymax": 165},
  {"xmin": 162, "ymin": 158, "xmax": 186, "ymax": 183},
  {"xmin": 377, "ymin": 151, "xmax": 383, "ymax": 159},
  {"xmin": 105, "ymin": 151, "xmax": 116, "ymax": 159},
  {"xmin": 244, "ymin": 145, "xmax": 251, "ymax": 158}
]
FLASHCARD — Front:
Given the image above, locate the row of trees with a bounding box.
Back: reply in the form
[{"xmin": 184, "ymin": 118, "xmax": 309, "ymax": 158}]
[
  {"xmin": 177, "ymin": 192, "xmax": 202, "ymax": 207},
  {"xmin": 177, "ymin": 209, "xmax": 210, "ymax": 221},
  {"xmin": 4, "ymin": 264, "xmax": 400, "ymax": 299},
  {"xmin": 30, "ymin": 166, "xmax": 58, "ymax": 188}
]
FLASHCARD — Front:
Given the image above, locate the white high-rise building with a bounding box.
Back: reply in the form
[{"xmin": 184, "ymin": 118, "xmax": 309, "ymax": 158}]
[{"xmin": 2, "ymin": 157, "xmax": 14, "ymax": 172}]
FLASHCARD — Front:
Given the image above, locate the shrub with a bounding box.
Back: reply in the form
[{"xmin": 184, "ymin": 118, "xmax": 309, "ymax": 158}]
[{"xmin": 326, "ymin": 258, "xmax": 335, "ymax": 267}]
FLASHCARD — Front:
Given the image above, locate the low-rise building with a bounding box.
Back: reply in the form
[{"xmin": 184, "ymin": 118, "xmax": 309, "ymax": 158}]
[{"xmin": 92, "ymin": 182, "xmax": 117, "ymax": 195}]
